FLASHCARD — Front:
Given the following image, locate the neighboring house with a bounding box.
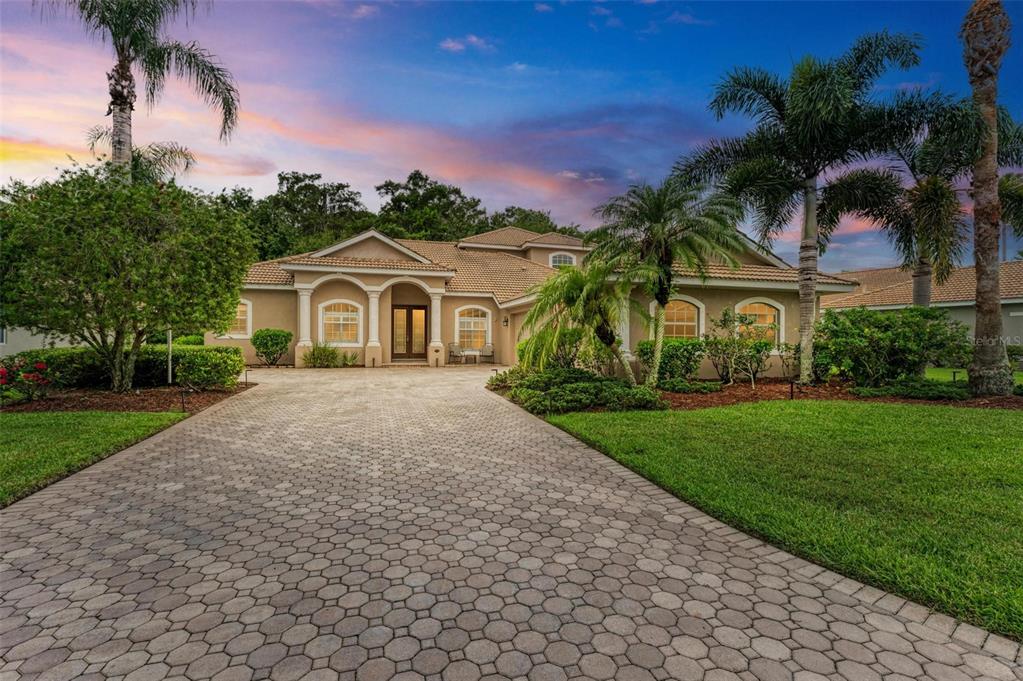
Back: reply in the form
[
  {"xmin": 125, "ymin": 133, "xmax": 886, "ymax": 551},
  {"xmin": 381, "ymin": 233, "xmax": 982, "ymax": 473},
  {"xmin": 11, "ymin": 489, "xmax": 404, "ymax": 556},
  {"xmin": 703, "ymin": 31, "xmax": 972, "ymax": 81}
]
[
  {"xmin": 207, "ymin": 226, "xmax": 856, "ymax": 375},
  {"xmin": 0, "ymin": 327, "xmax": 76, "ymax": 357},
  {"xmin": 820, "ymin": 265, "xmax": 914, "ymax": 308},
  {"xmin": 822, "ymin": 260, "xmax": 1023, "ymax": 345}
]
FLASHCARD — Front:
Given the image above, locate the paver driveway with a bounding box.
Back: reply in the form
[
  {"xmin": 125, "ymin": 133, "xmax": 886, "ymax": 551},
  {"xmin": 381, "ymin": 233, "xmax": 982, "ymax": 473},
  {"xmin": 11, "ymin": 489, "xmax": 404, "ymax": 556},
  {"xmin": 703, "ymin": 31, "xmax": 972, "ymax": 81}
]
[{"xmin": 2, "ymin": 368, "xmax": 1020, "ymax": 681}]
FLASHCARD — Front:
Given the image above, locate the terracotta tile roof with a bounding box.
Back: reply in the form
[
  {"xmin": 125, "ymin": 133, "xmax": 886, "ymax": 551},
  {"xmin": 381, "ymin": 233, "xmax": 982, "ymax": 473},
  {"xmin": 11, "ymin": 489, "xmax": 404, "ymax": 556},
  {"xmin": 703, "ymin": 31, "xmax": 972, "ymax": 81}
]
[
  {"xmin": 524, "ymin": 232, "xmax": 586, "ymax": 247},
  {"xmin": 822, "ymin": 260, "xmax": 1023, "ymax": 308},
  {"xmin": 821, "ymin": 265, "xmax": 913, "ymax": 305},
  {"xmin": 283, "ymin": 255, "xmax": 450, "ymax": 272},
  {"xmin": 244, "ymin": 257, "xmax": 298, "ymax": 285},
  {"xmin": 397, "ymin": 240, "xmax": 554, "ymax": 302},
  {"xmin": 459, "ymin": 226, "xmax": 548, "ymax": 247},
  {"xmin": 673, "ymin": 263, "xmax": 854, "ymax": 286}
]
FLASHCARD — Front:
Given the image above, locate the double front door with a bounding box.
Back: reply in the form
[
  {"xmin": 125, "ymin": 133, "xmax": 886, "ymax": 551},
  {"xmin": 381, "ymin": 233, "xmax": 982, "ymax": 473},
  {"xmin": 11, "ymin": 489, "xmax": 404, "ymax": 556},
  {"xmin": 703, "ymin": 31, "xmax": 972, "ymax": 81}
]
[{"xmin": 392, "ymin": 305, "xmax": 427, "ymax": 359}]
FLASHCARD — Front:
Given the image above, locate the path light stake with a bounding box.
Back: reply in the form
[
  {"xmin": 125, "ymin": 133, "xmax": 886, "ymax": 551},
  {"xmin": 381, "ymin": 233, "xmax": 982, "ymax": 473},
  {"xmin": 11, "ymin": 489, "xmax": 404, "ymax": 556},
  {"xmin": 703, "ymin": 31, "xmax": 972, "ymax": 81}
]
[{"xmin": 790, "ymin": 380, "xmax": 795, "ymax": 400}]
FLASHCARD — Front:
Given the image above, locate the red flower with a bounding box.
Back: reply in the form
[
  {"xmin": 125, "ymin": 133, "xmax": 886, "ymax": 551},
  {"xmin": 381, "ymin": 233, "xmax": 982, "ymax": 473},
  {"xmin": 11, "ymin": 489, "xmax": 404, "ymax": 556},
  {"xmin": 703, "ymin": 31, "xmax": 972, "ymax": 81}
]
[
  {"xmin": 34, "ymin": 362, "xmax": 47, "ymax": 370},
  {"xmin": 0, "ymin": 367, "xmax": 6, "ymax": 377}
]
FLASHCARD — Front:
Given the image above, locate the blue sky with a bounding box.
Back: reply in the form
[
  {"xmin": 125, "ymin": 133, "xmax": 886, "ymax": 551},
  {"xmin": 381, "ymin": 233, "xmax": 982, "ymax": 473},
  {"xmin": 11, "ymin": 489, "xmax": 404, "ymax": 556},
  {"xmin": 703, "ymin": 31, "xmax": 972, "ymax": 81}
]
[{"xmin": 1, "ymin": 0, "xmax": 1021, "ymax": 270}]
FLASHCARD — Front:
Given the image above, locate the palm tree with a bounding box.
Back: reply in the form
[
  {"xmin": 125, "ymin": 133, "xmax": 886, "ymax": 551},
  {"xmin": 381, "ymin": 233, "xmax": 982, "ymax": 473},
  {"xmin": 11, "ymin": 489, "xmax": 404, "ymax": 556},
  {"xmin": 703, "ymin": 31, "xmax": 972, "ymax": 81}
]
[
  {"xmin": 962, "ymin": 0, "xmax": 1014, "ymax": 396},
  {"xmin": 43, "ymin": 0, "xmax": 238, "ymax": 171},
  {"xmin": 87, "ymin": 125, "xmax": 196, "ymax": 183},
  {"xmin": 676, "ymin": 32, "xmax": 922, "ymax": 383},
  {"xmin": 588, "ymin": 179, "xmax": 744, "ymax": 386},
  {"xmin": 520, "ymin": 261, "xmax": 637, "ymax": 385}
]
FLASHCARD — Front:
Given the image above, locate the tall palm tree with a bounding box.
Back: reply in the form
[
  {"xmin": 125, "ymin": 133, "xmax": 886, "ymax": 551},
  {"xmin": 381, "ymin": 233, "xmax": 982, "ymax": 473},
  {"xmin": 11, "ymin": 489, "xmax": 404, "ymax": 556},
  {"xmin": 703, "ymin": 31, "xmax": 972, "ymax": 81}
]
[
  {"xmin": 963, "ymin": 0, "xmax": 1014, "ymax": 395},
  {"xmin": 676, "ymin": 32, "xmax": 922, "ymax": 383},
  {"xmin": 43, "ymin": 0, "xmax": 238, "ymax": 171},
  {"xmin": 87, "ymin": 125, "xmax": 196, "ymax": 183},
  {"xmin": 520, "ymin": 261, "xmax": 637, "ymax": 385},
  {"xmin": 588, "ymin": 179, "xmax": 744, "ymax": 386}
]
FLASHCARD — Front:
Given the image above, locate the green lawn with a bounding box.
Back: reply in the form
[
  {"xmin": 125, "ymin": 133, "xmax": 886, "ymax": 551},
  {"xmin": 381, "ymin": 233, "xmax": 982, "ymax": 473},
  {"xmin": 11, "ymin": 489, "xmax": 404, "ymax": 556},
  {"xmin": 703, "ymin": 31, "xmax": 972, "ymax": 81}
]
[
  {"xmin": 550, "ymin": 401, "xmax": 1023, "ymax": 639},
  {"xmin": 0, "ymin": 411, "xmax": 185, "ymax": 507},
  {"xmin": 926, "ymin": 366, "xmax": 1023, "ymax": 385}
]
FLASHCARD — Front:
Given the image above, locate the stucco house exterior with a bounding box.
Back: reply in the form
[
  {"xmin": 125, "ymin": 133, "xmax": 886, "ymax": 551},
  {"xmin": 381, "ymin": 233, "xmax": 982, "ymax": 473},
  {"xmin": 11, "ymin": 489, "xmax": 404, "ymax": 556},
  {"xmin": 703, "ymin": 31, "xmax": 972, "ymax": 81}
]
[
  {"xmin": 822, "ymin": 261, "xmax": 1023, "ymax": 346},
  {"xmin": 207, "ymin": 226, "xmax": 856, "ymax": 376}
]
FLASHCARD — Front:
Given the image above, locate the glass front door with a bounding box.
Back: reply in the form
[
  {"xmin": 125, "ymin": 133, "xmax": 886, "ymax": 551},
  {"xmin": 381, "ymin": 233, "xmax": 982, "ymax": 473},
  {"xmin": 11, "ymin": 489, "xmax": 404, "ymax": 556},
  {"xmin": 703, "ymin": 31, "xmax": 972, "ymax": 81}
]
[{"xmin": 392, "ymin": 306, "xmax": 428, "ymax": 359}]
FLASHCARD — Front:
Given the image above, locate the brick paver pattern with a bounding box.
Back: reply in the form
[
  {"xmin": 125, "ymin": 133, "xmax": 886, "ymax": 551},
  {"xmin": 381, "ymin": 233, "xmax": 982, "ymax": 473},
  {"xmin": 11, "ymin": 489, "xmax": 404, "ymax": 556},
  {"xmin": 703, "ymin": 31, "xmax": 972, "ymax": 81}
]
[{"xmin": 2, "ymin": 368, "xmax": 1020, "ymax": 681}]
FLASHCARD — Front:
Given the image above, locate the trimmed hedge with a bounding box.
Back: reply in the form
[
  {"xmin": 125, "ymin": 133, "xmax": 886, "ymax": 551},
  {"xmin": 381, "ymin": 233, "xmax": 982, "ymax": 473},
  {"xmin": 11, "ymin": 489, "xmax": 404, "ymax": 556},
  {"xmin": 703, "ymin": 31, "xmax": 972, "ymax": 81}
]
[
  {"xmin": 657, "ymin": 378, "xmax": 722, "ymax": 394},
  {"xmin": 849, "ymin": 378, "xmax": 970, "ymax": 401},
  {"xmin": 177, "ymin": 349, "xmax": 244, "ymax": 390},
  {"xmin": 635, "ymin": 338, "xmax": 705, "ymax": 382},
  {"xmin": 251, "ymin": 328, "xmax": 292, "ymax": 366},
  {"xmin": 492, "ymin": 367, "xmax": 666, "ymax": 415},
  {"xmin": 1, "ymin": 346, "xmax": 244, "ymax": 389}
]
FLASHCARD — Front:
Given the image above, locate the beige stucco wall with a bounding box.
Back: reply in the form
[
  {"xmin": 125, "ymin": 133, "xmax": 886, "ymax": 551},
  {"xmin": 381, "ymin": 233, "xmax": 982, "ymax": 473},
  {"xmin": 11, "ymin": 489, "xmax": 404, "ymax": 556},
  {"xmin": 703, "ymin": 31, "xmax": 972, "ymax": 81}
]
[
  {"xmin": 325, "ymin": 239, "xmax": 419, "ymax": 261},
  {"xmin": 521, "ymin": 246, "xmax": 582, "ymax": 267},
  {"xmin": 0, "ymin": 328, "xmax": 77, "ymax": 357},
  {"xmin": 205, "ymin": 289, "xmax": 299, "ymax": 365}
]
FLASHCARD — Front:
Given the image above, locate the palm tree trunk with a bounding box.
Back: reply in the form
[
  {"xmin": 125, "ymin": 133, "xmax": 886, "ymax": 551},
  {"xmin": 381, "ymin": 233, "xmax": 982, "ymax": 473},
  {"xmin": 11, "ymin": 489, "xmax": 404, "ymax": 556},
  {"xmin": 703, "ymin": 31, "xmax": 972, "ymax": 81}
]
[
  {"xmin": 612, "ymin": 344, "xmax": 637, "ymax": 386},
  {"xmin": 963, "ymin": 0, "xmax": 1013, "ymax": 396},
  {"xmin": 797, "ymin": 177, "xmax": 819, "ymax": 384},
  {"xmin": 645, "ymin": 303, "xmax": 666, "ymax": 387},
  {"xmin": 911, "ymin": 257, "xmax": 932, "ymax": 307},
  {"xmin": 107, "ymin": 57, "xmax": 136, "ymax": 169}
]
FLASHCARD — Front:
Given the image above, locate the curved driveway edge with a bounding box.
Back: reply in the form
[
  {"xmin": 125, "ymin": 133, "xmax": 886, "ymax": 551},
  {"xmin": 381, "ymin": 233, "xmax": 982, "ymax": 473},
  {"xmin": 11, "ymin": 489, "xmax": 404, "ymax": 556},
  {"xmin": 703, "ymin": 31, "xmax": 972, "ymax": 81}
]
[{"xmin": 1, "ymin": 367, "xmax": 1020, "ymax": 681}]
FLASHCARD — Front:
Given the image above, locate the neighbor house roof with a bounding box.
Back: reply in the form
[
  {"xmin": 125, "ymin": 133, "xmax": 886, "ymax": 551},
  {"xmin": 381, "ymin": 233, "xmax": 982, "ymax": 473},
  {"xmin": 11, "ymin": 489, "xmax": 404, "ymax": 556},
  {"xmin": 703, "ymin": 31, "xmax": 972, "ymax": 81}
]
[
  {"xmin": 458, "ymin": 226, "xmax": 585, "ymax": 249},
  {"xmin": 673, "ymin": 263, "xmax": 854, "ymax": 286},
  {"xmin": 821, "ymin": 265, "xmax": 913, "ymax": 305},
  {"xmin": 821, "ymin": 260, "xmax": 1023, "ymax": 308}
]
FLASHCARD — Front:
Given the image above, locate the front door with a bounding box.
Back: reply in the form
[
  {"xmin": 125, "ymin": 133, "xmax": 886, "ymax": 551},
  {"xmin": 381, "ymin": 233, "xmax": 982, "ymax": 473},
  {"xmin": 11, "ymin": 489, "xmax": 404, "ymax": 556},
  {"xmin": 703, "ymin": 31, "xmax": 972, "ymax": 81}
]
[{"xmin": 392, "ymin": 305, "xmax": 428, "ymax": 360}]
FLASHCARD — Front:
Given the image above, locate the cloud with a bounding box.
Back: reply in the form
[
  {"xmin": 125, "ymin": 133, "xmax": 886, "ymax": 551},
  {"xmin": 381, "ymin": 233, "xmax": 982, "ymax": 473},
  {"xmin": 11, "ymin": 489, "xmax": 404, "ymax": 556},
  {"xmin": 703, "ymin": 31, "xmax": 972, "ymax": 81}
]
[
  {"xmin": 591, "ymin": 6, "xmax": 613, "ymax": 16},
  {"xmin": 351, "ymin": 4, "xmax": 379, "ymax": 19},
  {"xmin": 507, "ymin": 62, "xmax": 529, "ymax": 73},
  {"xmin": 534, "ymin": 2, "xmax": 553, "ymax": 12},
  {"xmin": 439, "ymin": 34, "xmax": 495, "ymax": 53},
  {"xmin": 665, "ymin": 11, "xmax": 714, "ymax": 26}
]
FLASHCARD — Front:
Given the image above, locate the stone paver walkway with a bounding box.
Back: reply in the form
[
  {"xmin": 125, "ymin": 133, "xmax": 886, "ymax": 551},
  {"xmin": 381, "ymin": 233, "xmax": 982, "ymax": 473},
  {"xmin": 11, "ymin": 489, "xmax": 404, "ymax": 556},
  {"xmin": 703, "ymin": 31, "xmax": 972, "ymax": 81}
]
[{"xmin": 2, "ymin": 368, "xmax": 1020, "ymax": 681}]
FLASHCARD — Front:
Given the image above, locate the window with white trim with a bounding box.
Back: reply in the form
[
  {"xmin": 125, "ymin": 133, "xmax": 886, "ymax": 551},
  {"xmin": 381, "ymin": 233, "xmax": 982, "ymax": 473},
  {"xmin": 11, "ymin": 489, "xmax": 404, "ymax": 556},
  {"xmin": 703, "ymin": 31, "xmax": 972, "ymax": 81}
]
[
  {"xmin": 549, "ymin": 252, "xmax": 576, "ymax": 267},
  {"xmin": 457, "ymin": 307, "xmax": 489, "ymax": 350},
  {"xmin": 225, "ymin": 300, "xmax": 251, "ymax": 338},
  {"xmin": 321, "ymin": 301, "xmax": 362, "ymax": 345},
  {"xmin": 664, "ymin": 300, "xmax": 699, "ymax": 339},
  {"xmin": 737, "ymin": 301, "xmax": 780, "ymax": 345}
]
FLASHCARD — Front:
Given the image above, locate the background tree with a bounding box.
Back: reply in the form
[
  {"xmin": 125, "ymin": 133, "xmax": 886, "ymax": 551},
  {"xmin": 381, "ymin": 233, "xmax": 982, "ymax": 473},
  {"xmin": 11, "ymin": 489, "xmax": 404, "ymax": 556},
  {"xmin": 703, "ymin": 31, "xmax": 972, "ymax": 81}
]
[
  {"xmin": 488, "ymin": 206, "xmax": 584, "ymax": 238},
  {"xmin": 375, "ymin": 170, "xmax": 488, "ymax": 241},
  {"xmin": 588, "ymin": 178, "xmax": 743, "ymax": 386},
  {"xmin": 676, "ymin": 32, "xmax": 922, "ymax": 383},
  {"xmin": 44, "ymin": 0, "xmax": 238, "ymax": 170},
  {"xmin": 520, "ymin": 261, "xmax": 637, "ymax": 384},
  {"xmin": 0, "ymin": 165, "xmax": 254, "ymax": 391},
  {"xmin": 962, "ymin": 0, "xmax": 1014, "ymax": 395}
]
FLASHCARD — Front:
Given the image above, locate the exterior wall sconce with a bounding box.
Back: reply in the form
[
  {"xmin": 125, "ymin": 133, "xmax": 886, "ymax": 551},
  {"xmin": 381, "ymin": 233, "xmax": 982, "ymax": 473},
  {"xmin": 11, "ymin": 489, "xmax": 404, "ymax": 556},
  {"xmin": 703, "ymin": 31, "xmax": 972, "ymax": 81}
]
[{"xmin": 502, "ymin": 316, "xmax": 509, "ymax": 327}]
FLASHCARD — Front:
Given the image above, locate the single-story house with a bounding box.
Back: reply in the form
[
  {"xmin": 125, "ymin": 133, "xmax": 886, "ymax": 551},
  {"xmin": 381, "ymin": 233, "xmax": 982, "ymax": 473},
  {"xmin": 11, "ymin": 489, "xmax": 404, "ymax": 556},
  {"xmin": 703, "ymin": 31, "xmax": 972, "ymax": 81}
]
[
  {"xmin": 0, "ymin": 326, "xmax": 76, "ymax": 357},
  {"xmin": 208, "ymin": 226, "xmax": 856, "ymax": 376},
  {"xmin": 822, "ymin": 260, "xmax": 1023, "ymax": 346}
]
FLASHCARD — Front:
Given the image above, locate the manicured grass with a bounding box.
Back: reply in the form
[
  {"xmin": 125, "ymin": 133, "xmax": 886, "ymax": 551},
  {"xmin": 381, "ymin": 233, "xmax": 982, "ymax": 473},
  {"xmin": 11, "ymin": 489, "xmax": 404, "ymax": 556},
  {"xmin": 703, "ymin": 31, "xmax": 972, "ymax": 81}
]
[
  {"xmin": 549, "ymin": 401, "xmax": 1023, "ymax": 639},
  {"xmin": 0, "ymin": 411, "xmax": 185, "ymax": 507},
  {"xmin": 926, "ymin": 366, "xmax": 1023, "ymax": 385}
]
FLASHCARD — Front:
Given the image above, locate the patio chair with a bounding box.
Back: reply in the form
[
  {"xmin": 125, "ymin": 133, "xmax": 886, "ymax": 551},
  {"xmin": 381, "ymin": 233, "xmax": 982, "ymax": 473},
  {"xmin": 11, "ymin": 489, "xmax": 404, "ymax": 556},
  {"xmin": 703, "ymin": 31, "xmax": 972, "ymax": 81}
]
[
  {"xmin": 480, "ymin": 344, "xmax": 496, "ymax": 364},
  {"xmin": 448, "ymin": 343, "xmax": 465, "ymax": 364}
]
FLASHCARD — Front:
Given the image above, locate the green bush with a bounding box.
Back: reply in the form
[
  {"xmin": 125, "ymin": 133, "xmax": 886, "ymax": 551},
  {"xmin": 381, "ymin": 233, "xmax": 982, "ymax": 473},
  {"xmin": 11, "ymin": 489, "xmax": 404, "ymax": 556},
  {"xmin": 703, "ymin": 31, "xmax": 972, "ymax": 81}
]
[
  {"xmin": 517, "ymin": 381, "xmax": 667, "ymax": 415},
  {"xmin": 517, "ymin": 367, "xmax": 606, "ymax": 391},
  {"xmin": 176, "ymin": 347, "xmax": 244, "ymax": 390},
  {"xmin": 251, "ymin": 328, "xmax": 293, "ymax": 366},
  {"xmin": 635, "ymin": 338, "xmax": 705, "ymax": 382},
  {"xmin": 658, "ymin": 378, "xmax": 722, "ymax": 394},
  {"xmin": 814, "ymin": 307, "xmax": 972, "ymax": 387},
  {"xmin": 1013, "ymin": 384, "xmax": 1023, "ymax": 397},
  {"xmin": 849, "ymin": 378, "xmax": 970, "ymax": 401},
  {"xmin": 488, "ymin": 366, "xmax": 529, "ymax": 390},
  {"xmin": 1007, "ymin": 345, "xmax": 1022, "ymax": 365},
  {"xmin": 174, "ymin": 334, "xmax": 205, "ymax": 346},
  {"xmin": 303, "ymin": 342, "xmax": 341, "ymax": 368},
  {"xmin": 517, "ymin": 327, "xmax": 584, "ymax": 370}
]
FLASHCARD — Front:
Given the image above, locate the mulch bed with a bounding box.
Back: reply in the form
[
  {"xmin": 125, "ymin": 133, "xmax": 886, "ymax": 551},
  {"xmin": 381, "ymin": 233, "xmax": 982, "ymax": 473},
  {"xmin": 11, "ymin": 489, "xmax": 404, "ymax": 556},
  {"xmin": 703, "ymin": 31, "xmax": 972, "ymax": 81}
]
[
  {"xmin": 1, "ymin": 384, "xmax": 253, "ymax": 415},
  {"xmin": 660, "ymin": 379, "xmax": 1023, "ymax": 411}
]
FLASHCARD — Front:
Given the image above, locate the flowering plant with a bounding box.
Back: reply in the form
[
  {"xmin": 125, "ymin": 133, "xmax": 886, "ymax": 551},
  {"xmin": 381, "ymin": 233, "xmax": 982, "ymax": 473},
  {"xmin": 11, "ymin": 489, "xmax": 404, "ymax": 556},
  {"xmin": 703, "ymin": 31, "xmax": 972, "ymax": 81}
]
[{"xmin": 1, "ymin": 358, "xmax": 57, "ymax": 401}]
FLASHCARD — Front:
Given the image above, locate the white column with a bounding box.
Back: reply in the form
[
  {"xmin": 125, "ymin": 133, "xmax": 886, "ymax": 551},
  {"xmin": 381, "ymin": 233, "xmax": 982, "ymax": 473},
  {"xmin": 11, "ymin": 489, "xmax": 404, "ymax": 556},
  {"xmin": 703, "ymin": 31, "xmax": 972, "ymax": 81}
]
[
  {"xmin": 429, "ymin": 293, "xmax": 444, "ymax": 347},
  {"xmin": 618, "ymin": 296, "xmax": 632, "ymax": 358},
  {"xmin": 297, "ymin": 289, "xmax": 313, "ymax": 345},
  {"xmin": 367, "ymin": 291, "xmax": 381, "ymax": 347}
]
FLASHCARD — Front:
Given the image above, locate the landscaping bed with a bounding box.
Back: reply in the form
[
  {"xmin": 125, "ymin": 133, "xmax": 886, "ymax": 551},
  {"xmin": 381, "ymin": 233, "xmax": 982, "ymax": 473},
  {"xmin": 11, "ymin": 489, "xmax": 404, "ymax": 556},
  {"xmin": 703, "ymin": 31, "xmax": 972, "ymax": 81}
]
[
  {"xmin": 549, "ymin": 400, "xmax": 1023, "ymax": 640},
  {"xmin": 659, "ymin": 377, "xmax": 1023, "ymax": 411},
  {"xmin": 2, "ymin": 384, "xmax": 251, "ymax": 415}
]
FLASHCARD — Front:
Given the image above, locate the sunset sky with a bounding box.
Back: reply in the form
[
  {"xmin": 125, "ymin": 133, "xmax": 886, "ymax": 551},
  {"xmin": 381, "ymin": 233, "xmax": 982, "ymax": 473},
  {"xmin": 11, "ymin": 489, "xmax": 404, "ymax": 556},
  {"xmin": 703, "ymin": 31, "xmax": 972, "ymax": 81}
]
[{"xmin": 1, "ymin": 0, "xmax": 1021, "ymax": 270}]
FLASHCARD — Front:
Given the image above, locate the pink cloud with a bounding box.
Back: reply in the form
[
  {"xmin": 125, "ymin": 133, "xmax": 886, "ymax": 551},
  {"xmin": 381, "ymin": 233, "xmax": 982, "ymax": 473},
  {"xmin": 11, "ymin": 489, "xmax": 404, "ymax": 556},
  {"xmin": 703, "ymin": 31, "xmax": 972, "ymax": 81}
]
[
  {"xmin": 440, "ymin": 34, "xmax": 495, "ymax": 53},
  {"xmin": 351, "ymin": 4, "xmax": 379, "ymax": 19},
  {"xmin": 439, "ymin": 38, "xmax": 466, "ymax": 53}
]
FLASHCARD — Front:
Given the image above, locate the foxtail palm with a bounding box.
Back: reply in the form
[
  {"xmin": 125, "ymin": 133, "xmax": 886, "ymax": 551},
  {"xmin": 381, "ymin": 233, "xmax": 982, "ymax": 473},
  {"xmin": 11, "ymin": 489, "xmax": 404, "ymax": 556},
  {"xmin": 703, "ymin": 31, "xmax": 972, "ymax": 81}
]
[
  {"xmin": 676, "ymin": 32, "xmax": 922, "ymax": 383},
  {"xmin": 87, "ymin": 125, "xmax": 196, "ymax": 183},
  {"xmin": 962, "ymin": 0, "xmax": 1014, "ymax": 395},
  {"xmin": 588, "ymin": 179, "xmax": 744, "ymax": 386},
  {"xmin": 43, "ymin": 0, "xmax": 238, "ymax": 171},
  {"xmin": 521, "ymin": 261, "xmax": 637, "ymax": 385}
]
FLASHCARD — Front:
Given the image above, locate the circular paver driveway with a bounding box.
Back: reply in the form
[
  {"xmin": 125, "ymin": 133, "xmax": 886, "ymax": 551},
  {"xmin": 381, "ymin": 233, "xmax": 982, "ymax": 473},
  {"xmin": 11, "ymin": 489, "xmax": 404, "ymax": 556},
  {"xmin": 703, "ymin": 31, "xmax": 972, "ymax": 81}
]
[{"xmin": 2, "ymin": 368, "xmax": 1019, "ymax": 681}]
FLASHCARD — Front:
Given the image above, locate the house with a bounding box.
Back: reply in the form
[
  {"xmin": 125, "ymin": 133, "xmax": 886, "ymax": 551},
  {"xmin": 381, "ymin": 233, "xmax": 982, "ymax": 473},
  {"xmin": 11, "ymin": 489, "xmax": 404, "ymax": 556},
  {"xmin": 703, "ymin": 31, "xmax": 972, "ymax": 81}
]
[
  {"xmin": 821, "ymin": 260, "xmax": 1023, "ymax": 344},
  {"xmin": 0, "ymin": 326, "xmax": 76, "ymax": 357},
  {"xmin": 207, "ymin": 226, "xmax": 856, "ymax": 375}
]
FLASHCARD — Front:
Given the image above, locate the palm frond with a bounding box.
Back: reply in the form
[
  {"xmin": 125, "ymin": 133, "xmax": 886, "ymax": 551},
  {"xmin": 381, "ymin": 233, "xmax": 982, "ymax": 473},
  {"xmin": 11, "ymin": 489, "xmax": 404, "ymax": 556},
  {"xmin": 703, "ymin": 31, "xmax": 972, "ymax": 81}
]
[
  {"xmin": 721, "ymin": 157, "xmax": 803, "ymax": 243},
  {"xmin": 837, "ymin": 31, "xmax": 922, "ymax": 96},
  {"xmin": 817, "ymin": 168, "xmax": 904, "ymax": 236},
  {"xmin": 906, "ymin": 176, "xmax": 967, "ymax": 283},
  {"xmin": 709, "ymin": 66, "xmax": 787, "ymax": 124},
  {"xmin": 674, "ymin": 127, "xmax": 787, "ymax": 184},
  {"xmin": 1001, "ymin": 174, "xmax": 1023, "ymax": 238}
]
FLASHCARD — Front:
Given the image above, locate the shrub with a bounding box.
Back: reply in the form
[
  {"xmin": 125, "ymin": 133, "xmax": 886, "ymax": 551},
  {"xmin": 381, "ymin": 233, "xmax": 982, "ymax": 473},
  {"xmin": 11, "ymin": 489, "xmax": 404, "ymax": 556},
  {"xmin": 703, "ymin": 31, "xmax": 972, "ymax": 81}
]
[
  {"xmin": 175, "ymin": 347, "xmax": 244, "ymax": 390},
  {"xmin": 0, "ymin": 357, "xmax": 57, "ymax": 400},
  {"xmin": 1013, "ymin": 384, "xmax": 1023, "ymax": 397},
  {"xmin": 517, "ymin": 327, "xmax": 583, "ymax": 370},
  {"xmin": 338, "ymin": 351, "xmax": 360, "ymax": 367},
  {"xmin": 849, "ymin": 378, "xmax": 970, "ymax": 401},
  {"xmin": 506, "ymin": 376, "xmax": 666, "ymax": 415},
  {"xmin": 735, "ymin": 339, "xmax": 775, "ymax": 388},
  {"xmin": 517, "ymin": 367, "xmax": 605, "ymax": 391},
  {"xmin": 251, "ymin": 328, "xmax": 293, "ymax": 366},
  {"xmin": 1007, "ymin": 345, "xmax": 1022, "ymax": 365},
  {"xmin": 703, "ymin": 310, "xmax": 776, "ymax": 385},
  {"xmin": 814, "ymin": 308, "xmax": 972, "ymax": 387},
  {"xmin": 488, "ymin": 366, "xmax": 529, "ymax": 391},
  {"xmin": 635, "ymin": 338, "xmax": 705, "ymax": 383},
  {"xmin": 174, "ymin": 334, "xmax": 205, "ymax": 346},
  {"xmin": 303, "ymin": 342, "xmax": 341, "ymax": 368},
  {"xmin": 658, "ymin": 378, "xmax": 722, "ymax": 394}
]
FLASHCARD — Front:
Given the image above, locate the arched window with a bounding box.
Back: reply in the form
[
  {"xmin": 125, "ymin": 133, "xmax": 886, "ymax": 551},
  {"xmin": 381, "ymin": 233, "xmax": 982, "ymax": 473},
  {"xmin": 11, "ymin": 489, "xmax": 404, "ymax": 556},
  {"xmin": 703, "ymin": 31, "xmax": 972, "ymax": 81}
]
[
  {"xmin": 224, "ymin": 299, "xmax": 251, "ymax": 338},
  {"xmin": 664, "ymin": 300, "xmax": 700, "ymax": 339},
  {"xmin": 320, "ymin": 300, "xmax": 363, "ymax": 346},
  {"xmin": 456, "ymin": 306, "xmax": 490, "ymax": 350},
  {"xmin": 549, "ymin": 252, "xmax": 576, "ymax": 267},
  {"xmin": 736, "ymin": 299, "xmax": 782, "ymax": 346}
]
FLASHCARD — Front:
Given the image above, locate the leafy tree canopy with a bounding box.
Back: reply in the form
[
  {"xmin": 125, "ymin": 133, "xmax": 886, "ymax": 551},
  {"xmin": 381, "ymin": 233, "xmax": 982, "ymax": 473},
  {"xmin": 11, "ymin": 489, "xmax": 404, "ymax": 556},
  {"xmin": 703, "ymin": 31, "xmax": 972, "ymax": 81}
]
[
  {"xmin": 375, "ymin": 170, "xmax": 488, "ymax": 241},
  {"xmin": 0, "ymin": 164, "xmax": 254, "ymax": 391},
  {"xmin": 488, "ymin": 206, "xmax": 584, "ymax": 238}
]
